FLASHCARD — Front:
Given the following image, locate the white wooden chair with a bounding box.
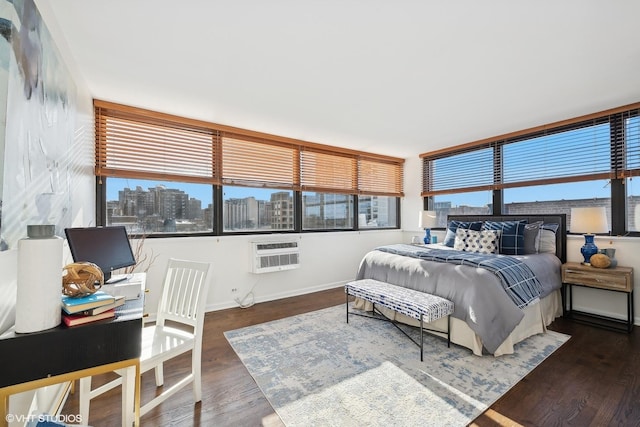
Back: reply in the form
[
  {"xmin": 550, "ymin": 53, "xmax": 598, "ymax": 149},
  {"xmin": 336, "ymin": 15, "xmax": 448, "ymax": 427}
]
[{"xmin": 79, "ymin": 258, "xmax": 212, "ymax": 426}]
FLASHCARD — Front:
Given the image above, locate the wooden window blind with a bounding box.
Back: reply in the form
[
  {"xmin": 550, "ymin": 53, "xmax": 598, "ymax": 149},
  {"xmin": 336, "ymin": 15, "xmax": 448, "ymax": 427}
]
[
  {"xmin": 617, "ymin": 109, "xmax": 640, "ymax": 178},
  {"xmin": 500, "ymin": 118, "xmax": 613, "ymax": 189},
  {"xmin": 422, "ymin": 146, "xmax": 495, "ymax": 196},
  {"xmin": 300, "ymin": 148, "xmax": 357, "ymax": 194},
  {"xmin": 95, "ymin": 102, "xmax": 219, "ymax": 184},
  {"xmin": 95, "ymin": 100, "xmax": 404, "ymax": 197},
  {"xmin": 420, "ymin": 102, "xmax": 640, "ymax": 197},
  {"xmin": 358, "ymin": 157, "xmax": 405, "ymax": 196},
  {"xmin": 221, "ymin": 133, "xmax": 299, "ymax": 189}
]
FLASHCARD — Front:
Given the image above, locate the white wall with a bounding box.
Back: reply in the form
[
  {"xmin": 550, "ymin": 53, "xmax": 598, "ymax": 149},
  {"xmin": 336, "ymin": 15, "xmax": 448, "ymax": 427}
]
[
  {"xmin": 134, "ymin": 229, "xmax": 402, "ymax": 316},
  {"xmin": 0, "ymin": 249, "xmax": 17, "ymax": 333},
  {"xmin": 1, "ymin": 2, "xmax": 95, "ymax": 422},
  {"xmin": 0, "ymin": 1, "xmax": 95, "ymax": 333},
  {"xmin": 400, "ymin": 156, "xmax": 424, "ymax": 235}
]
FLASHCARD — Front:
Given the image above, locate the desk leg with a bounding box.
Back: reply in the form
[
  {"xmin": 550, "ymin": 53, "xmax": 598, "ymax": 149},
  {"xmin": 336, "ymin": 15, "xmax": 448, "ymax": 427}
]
[
  {"xmin": 121, "ymin": 361, "xmax": 141, "ymax": 427},
  {"xmin": 1, "ymin": 393, "xmax": 8, "ymax": 427},
  {"xmin": 134, "ymin": 361, "xmax": 140, "ymax": 427},
  {"xmin": 627, "ymin": 290, "xmax": 635, "ymax": 332}
]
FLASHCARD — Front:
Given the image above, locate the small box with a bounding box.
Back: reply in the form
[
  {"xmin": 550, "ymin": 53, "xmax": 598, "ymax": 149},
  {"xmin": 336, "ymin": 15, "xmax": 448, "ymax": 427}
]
[{"xmin": 104, "ymin": 282, "xmax": 141, "ymax": 300}]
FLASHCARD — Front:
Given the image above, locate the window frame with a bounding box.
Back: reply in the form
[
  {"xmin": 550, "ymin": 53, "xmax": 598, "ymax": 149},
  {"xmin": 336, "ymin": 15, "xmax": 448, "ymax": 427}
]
[
  {"xmin": 94, "ymin": 100, "xmax": 403, "ymax": 236},
  {"xmin": 421, "ymin": 102, "xmax": 640, "ymax": 236}
]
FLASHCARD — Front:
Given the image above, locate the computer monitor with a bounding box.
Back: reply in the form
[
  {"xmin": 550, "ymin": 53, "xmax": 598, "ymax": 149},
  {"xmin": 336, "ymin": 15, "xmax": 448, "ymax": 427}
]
[{"xmin": 65, "ymin": 226, "xmax": 137, "ymax": 283}]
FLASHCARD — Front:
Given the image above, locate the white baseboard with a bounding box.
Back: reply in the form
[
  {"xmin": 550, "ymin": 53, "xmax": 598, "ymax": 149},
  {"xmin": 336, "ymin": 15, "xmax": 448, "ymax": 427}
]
[
  {"xmin": 569, "ymin": 304, "xmax": 638, "ymax": 326},
  {"xmin": 205, "ymin": 280, "xmax": 348, "ymax": 312}
]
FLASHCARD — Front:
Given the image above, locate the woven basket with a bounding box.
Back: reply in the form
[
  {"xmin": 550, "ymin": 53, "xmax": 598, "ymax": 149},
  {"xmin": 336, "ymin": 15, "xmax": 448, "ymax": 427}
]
[{"xmin": 62, "ymin": 262, "xmax": 105, "ymax": 297}]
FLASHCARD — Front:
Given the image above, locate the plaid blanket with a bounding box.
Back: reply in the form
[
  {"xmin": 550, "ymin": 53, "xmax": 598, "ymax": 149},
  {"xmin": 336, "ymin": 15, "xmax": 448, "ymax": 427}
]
[{"xmin": 376, "ymin": 245, "xmax": 542, "ymax": 309}]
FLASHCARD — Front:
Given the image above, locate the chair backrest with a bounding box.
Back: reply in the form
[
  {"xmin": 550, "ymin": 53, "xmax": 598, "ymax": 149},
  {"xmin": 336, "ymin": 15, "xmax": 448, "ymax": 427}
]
[{"xmin": 155, "ymin": 258, "xmax": 212, "ymax": 331}]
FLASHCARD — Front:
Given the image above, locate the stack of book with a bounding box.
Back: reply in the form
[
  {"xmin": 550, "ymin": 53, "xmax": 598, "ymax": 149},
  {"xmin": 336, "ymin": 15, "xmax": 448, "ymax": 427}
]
[{"xmin": 61, "ymin": 291, "xmax": 125, "ymax": 327}]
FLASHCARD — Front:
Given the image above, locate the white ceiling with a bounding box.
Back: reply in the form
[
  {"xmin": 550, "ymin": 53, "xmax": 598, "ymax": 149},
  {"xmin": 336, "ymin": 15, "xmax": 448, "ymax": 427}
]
[{"xmin": 36, "ymin": 0, "xmax": 640, "ymax": 159}]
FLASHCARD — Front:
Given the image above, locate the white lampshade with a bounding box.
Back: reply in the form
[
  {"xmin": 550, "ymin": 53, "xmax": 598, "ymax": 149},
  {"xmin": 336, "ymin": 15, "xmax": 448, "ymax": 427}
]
[
  {"xmin": 418, "ymin": 210, "xmax": 437, "ymax": 229},
  {"xmin": 570, "ymin": 207, "xmax": 608, "ymax": 234}
]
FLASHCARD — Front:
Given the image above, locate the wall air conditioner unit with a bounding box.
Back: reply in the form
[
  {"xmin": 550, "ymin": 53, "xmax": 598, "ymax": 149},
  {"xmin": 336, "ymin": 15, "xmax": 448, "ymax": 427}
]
[{"xmin": 250, "ymin": 239, "xmax": 300, "ymax": 274}]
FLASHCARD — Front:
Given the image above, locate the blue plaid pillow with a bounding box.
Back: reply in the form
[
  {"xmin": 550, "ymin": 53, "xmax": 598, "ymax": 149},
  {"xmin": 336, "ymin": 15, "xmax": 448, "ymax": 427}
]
[
  {"xmin": 443, "ymin": 220, "xmax": 483, "ymax": 247},
  {"xmin": 481, "ymin": 220, "xmax": 527, "ymax": 255}
]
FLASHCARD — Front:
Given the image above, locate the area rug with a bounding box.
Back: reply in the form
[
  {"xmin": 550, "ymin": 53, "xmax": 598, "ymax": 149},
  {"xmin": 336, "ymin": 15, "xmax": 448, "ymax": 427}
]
[{"xmin": 224, "ymin": 304, "xmax": 569, "ymax": 426}]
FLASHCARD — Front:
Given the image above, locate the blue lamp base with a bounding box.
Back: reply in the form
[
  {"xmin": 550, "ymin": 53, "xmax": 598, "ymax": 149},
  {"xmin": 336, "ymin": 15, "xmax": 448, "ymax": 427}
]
[
  {"xmin": 423, "ymin": 228, "xmax": 431, "ymax": 245},
  {"xmin": 580, "ymin": 234, "xmax": 598, "ymax": 264}
]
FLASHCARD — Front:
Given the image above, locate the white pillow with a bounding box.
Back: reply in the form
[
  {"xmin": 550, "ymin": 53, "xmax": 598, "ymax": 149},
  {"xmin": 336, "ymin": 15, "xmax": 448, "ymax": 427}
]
[
  {"xmin": 536, "ymin": 223, "xmax": 559, "ymax": 254},
  {"xmin": 453, "ymin": 228, "xmax": 500, "ymax": 254},
  {"xmin": 537, "ymin": 229, "xmax": 557, "ymax": 253}
]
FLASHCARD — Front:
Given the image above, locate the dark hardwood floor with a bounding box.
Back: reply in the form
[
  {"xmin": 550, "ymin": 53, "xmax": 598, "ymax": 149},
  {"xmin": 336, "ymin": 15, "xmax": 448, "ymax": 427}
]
[{"xmin": 62, "ymin": 287, "xmax": 640, "ymax": 427}]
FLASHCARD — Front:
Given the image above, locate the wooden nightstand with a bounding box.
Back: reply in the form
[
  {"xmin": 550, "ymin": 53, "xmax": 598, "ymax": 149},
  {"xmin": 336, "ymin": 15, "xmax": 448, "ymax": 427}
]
[{"xmin": 561, "ymin": 262, "xmax": 634, "ymax": 333}]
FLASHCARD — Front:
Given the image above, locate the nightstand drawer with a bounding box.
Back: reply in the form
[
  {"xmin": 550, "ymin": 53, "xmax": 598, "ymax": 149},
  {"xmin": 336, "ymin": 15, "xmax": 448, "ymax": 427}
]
[{"xmin": 562, "ymin": 268, "xmax": 632, "ymax": 292}]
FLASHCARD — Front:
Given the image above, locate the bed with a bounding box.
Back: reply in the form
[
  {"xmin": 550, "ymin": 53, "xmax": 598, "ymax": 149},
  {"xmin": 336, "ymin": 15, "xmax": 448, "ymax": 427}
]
[{"xmin": 353, "ymin": 214, "xmax": 567, "ymax": 356}]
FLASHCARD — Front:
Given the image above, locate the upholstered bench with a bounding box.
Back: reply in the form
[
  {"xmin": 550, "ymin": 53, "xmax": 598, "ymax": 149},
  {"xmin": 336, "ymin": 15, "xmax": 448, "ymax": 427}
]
[{"xmin": 344, "ymin": 279, "xmax": 454, "ymax": 361}]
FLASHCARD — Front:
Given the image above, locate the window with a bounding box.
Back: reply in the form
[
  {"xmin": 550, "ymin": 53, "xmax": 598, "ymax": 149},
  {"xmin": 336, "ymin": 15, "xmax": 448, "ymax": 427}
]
[
  {"xmin": 625, "ymin": 115, "xmax": 640, "ymax": 232},
  {"xmin": 303, "ymin": 192, "xmax": 353, "ymax": 230},
  {"xmin": 503, "ymin": 181, "xmax": 611, "ymax": 225},
  {"xmin": 627, "ymin": 179, "xmax": 640, "ymax": 232},
  {"xmin": 94, "ymin": 100, "xmax": 403, "ymax": 235},
  {"xmin": 358, "ymin": 195, "xmax": 398, "ymax": 228},
  {"xmin": 501, "ymin": 123, "xmax": 612, "ymax": 225},
  {"xmin": 95, "ymin": 103, "xmax": 219, "ymax": 185},
  {"xmin": 502, "ymin": 123, "xmax": 611, "ymax": 187},
  {"xmin": 106, "ymin": 178, "xmax": 213, "ymax": 233},
  {"xmin": 424, "ymin": 148, "xmax": 494, "ymax": 196},
  {"xmin": 421, "ymin": 102, "xmax": 640, "ymax": 234},
  {"xmin": 432, "ymin": 191, "xmax": 492, "ymax": 227},
  {"xmin": 223, "ymin": 186, "xmax": 294, "ymax": 232}
]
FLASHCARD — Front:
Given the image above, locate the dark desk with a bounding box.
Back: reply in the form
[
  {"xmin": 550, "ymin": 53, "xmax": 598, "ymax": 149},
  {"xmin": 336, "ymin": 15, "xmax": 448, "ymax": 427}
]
[{"xmin": 0, "ymin": 273, "xmax": 145, "ymax": 427}]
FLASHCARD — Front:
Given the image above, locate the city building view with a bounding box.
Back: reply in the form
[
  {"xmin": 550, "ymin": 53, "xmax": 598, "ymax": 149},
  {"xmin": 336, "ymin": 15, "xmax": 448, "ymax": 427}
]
[
  {"xmin": 107, "ymin": 185, "xmax": 210, "ymax": 233},
  {"xmin": 106, "ymin": 184, "xmax": 398, "ymax": 233},
  {"xmin": 435, "ymin": 196, "xmax": 640, "ymax": 232},
  {"xmin": 106, "ymin": 182, "xmax": 640, "ymax": 234}
]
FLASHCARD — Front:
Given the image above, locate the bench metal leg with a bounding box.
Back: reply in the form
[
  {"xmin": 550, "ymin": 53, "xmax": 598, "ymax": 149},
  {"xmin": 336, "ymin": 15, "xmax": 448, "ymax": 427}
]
[
  {"xmin": 345, "ymin": 289, "xmax": 349, "ymax": 324},
  {"xmin": 420, "ymin": 314, "xmax": 424, "ymax": 362},
  {"xmin": 345, "ymin": 285, "xmax": 453, "ymax": 361}
]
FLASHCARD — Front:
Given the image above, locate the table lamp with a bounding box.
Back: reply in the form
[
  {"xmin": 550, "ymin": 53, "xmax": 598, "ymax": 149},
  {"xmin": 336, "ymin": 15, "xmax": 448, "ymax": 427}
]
[
  {"xmin": 570, "ymin": 207, "xmax": 608, "ymax": 265},
  {"xmin": 418, "ymin": 210, "xmax": 437, "ymax": 244}
]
